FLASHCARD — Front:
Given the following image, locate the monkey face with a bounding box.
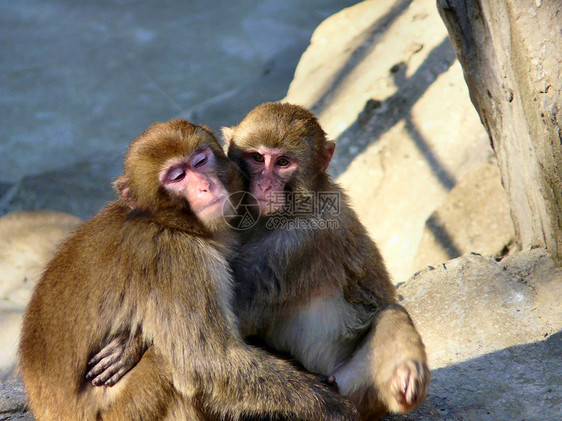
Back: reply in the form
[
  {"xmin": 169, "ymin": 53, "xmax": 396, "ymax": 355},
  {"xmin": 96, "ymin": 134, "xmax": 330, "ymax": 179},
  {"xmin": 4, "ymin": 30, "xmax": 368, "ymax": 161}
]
[
  {"xmin": 160, "ymin": 146, "xmax": 230, "ymax": 223},
  {"xmin": 224, "ymin": 103, "xmax": 336, "ymax": 217},
  {"xmin": 240, "ymin": 146, "xmax": 298, "ymax": 215},
  {"xmin": 115, "ymin": 120, "xmax": 240, "ymax": 231}
]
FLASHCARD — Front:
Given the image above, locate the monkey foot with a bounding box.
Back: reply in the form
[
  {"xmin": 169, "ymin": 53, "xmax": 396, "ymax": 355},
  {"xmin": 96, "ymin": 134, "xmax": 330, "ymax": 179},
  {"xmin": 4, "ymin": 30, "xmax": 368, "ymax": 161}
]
[{"xmin": 390, "ymin": 359, "xmax": 429, "ymax": 413}]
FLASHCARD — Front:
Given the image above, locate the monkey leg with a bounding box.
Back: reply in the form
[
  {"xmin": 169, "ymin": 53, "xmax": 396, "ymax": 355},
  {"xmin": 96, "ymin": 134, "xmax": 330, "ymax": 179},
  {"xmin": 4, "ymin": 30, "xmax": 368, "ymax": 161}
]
[
  {"xmin": 100, "ymin": 347, "xmax": 206, "ymax": 421},
  {"xmin": 332, "ymin": 304, "xmax": 429, "ymax": 420}
]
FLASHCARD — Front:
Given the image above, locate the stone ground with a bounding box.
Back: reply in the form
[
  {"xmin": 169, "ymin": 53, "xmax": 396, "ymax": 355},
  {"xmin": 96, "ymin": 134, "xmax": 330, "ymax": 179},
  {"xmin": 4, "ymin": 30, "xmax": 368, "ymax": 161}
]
[
  {"xmin": 0, "ymin": 0, "xmax": 359, "ymax": 218},
  {"xmin": 1, "ymin": 0, "xmax": 561, "ymax": 420},
  {"xmin": 384, "ymin": 249, "xmax": 562, "ymax": 420}
]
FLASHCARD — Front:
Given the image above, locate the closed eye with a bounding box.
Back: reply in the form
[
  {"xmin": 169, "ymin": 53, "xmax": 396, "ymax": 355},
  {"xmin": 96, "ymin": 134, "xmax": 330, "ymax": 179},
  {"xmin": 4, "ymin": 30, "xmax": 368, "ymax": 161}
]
[
  {"xmin": 194, "ymin": 155, "xmax": 208, "ymax": 168},
  {"xmin": 167, "ymin": 167, "xmax": 186, "ymax": 182}
]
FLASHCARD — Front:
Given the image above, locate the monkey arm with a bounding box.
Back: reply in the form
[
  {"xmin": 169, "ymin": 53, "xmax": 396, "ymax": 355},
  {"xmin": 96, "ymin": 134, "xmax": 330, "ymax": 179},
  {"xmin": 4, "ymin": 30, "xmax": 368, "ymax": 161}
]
[
  {"xmin": 141, "ymin": 261, "xmax": 358, "ymax": 420},
  {"xmin": 88, "ymin": 328, "xmax": 340, "ymax": 393},
  {"xmin": 207, "ymin": 344, "xmax": 355, "ymax": 419}
]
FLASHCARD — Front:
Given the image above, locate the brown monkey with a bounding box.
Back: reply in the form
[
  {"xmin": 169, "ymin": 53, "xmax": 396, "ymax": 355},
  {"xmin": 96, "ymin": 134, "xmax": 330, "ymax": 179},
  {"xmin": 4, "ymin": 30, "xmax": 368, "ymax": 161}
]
[
  {"xmin": 18, "ymin": 119, "xmax": 359, "ymax": 421},
  {"xmin": 87, "ymin": 104, "xmax": 429, "ymax": 419},
  {"xmin": 221, "ymin": 102, "xmax": 430, "ymax": 420}
]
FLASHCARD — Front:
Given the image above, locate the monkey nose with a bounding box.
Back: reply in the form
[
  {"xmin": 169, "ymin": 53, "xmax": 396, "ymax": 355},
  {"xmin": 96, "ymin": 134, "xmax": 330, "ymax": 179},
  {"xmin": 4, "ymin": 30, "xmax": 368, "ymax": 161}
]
[
  {"xmin": 258, "ymin": 183, "xmax": 271, "ymax": 193},
  {"xmin": 199, "ymin": 180, "xmax": 212, "ymax": 192}
]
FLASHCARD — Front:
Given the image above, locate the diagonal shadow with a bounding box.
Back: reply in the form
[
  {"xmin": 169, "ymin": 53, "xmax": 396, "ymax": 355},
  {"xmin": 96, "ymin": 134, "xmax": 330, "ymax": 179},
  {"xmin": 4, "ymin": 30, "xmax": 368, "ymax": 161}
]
[
  {"xmin": 330, "ymin": 37, "xmax": 458, "ymax": 193},
  {"xmin": 310, "ymin": 0, "xmax": 415, "ymax": 116},
  {"xmin": 382, "ymin": 331, "xmax": 562, "ymax": 420},
  {"xmin": 425, "ymin": 213, "xmax": 463, "ymax": 259}
]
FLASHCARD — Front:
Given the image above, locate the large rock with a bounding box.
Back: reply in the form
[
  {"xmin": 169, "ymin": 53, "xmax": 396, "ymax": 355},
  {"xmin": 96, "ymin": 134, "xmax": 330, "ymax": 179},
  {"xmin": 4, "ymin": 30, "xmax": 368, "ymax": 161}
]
[
  {"xmin": 413, "ymin": 159, "xmax": 515, "ymax": 270},
  {"xmin": 437, "ymin": 0, "xmax": 562, "ymax": 260},
  {"xmin": 384, "ymin": 331, "xmax": 561, "ymax": 420},
  {"xmin": 384, "ymin": 249, "xmax": 562, "ymax": 420},
  {"xmin": 0, "ymin": 210, "xmax": 82, "ymax": 377},
  {"xmin": 284, "ymin": 0, "xmax": 494, "ymax": 282}
]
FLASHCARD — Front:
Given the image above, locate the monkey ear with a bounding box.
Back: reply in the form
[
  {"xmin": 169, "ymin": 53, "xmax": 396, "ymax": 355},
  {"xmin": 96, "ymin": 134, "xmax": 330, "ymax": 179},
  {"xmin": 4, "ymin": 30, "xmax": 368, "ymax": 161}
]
[
  {"xmin": 321, "ymin": 141, "xmax": 336, "ymax": 172},
  {"xmin": 113, "ymin": 176, "xmax": 137, "ymax": 209},
  {"xmin": 221, "ymin": 126, "xmax": 235, "ymax": 148}
]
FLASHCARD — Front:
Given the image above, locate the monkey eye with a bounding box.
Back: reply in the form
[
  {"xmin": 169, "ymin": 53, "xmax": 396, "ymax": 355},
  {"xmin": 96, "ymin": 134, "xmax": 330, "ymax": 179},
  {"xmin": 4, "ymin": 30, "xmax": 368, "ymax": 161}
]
[
  {"xmin": 252, "ymin": 153, "xmax": 265, "ymax": 163},
  {"xmin": 167, "ymin": 167, "xmax": 186, "ymax": 182},
  {"xmin": 193, "ymin": 155, "xmax": 208, "ymax": 168},
  {"xmin": 276, "ymin": 157, "xmax": 290, "ymax": 167}
]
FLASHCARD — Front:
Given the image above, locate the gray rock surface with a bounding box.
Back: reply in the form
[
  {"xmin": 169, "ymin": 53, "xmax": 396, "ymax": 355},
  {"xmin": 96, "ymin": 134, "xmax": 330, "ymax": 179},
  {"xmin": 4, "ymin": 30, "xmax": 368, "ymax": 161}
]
[
  {"xmin": 5, "ymin": 158, "xmax": 122, "ymax": 222},
  {"xmin": 384, "ymin": 331, "xmax": 561, "ymax": 421},
  {"xmin": 0, "ymin": 378, "xmax": 31, "ymax": 421},
  {"xmin": 384, "ymin": 249, "xmax": 562, "ymax": 420},
  {"xmin": 0, "ymin": 211, "xmax": 82, "ymax": 379},
  {"xmin": 1, "ymin": 0, "xmax": 359, "ymax": 219}
]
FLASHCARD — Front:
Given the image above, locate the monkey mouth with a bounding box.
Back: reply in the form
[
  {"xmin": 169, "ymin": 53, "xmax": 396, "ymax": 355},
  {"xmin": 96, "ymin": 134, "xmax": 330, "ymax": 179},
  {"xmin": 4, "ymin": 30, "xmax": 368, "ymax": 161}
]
[
  {"xmin": 195, "ymin": 194, "xmax": 228, "ymax": 219},
  {"xmin": 203, "ymin": 194, "xmax": 227, "ymax": 210},
  {"xmin": 256, "ymin": 199, "xmax": 285, "ymax": 216}
]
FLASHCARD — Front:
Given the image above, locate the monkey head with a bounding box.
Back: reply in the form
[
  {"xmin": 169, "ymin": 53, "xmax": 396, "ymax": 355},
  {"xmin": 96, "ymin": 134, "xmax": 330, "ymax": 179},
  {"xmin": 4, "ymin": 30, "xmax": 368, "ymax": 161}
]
[
  {"xmin": 223, "ymin": 102, "xmax": 335, "ymax": 216},
  {"xmin": 115, "ymin": 119, "xmax": 241, "ymax": 230}
]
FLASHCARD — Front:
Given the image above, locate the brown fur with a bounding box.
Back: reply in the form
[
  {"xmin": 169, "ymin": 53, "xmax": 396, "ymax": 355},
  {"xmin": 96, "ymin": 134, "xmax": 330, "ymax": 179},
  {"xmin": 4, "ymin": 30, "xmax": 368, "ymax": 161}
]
[
  {"xmin": 225, "ymin": 103, "xmax": 429, "ymax": 420},
  {"xmin": 18, "ymin": 119, "xmax": 358, "ymax": 421}
]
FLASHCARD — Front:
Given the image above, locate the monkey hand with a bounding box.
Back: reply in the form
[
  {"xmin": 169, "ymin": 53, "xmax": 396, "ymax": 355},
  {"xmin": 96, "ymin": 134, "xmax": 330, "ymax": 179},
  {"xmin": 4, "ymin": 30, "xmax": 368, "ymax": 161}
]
[
  {"xmin": 390, "ymin": 359, "xmax": 430, "ymax": 413},
  {"xmin": 86, "ymin": 333, "xmax": 147, "ymax": 387}
]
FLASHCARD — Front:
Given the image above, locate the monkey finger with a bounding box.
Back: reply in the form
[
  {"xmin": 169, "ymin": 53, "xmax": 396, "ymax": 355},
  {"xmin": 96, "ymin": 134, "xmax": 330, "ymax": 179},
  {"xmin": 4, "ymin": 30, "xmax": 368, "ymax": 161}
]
[
  {"xmin": 90, "ymin": 370, "xmax": 111, "ymax": 386},
  {"xmin": 87, "ymin": 352, "xmax": 106, "ymax": 367},
  {"xmin": 104, "ymin": 366, "xmax": 131, "ymax": 387},
  {"xmin": 392, "ymin": 360, "xmax": 429, "ymax": 411},
  {"xmin": 405, "ymin": 362, "xmax": 429, "ymax": 405},
  {"xmin": 91, "ymin": 375, "xmax": 107, "ymax": 387},
  {"xmin": 88, "ymin": 362, "xmax": 124, "ymax": 386},
  {"xmin": 86, "ymin": 354, "xmax": 121, "ymax": 382},
  {"xmin": 87, "ymin": 338, "xmax": 123, "ymax": 366},
  {"xmin": 87, "ymin": 366, "xmax": 110, "ymax": 384}
]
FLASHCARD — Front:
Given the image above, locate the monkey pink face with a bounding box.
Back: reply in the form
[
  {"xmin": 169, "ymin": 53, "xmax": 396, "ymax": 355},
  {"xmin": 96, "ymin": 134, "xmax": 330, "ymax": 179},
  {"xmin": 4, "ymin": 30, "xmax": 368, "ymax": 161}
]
[
  {"xmin": 243, "ymin": 147, "xmax": 298, "ymax": 215},
  {"xmin": 160, "ymin": 147, "xmax": 229, "ymax": 222}
]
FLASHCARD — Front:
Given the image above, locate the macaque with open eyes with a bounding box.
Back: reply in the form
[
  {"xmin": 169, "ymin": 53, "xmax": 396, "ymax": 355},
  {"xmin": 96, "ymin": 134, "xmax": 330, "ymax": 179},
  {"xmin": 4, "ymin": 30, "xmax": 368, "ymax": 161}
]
[
  {"xmin": 222, "ymin": 102, "xmax": 430, "ymax": 420},
  {"xmin": 18, "ymin": 119, "xmax": 359, "ymax": 421}
]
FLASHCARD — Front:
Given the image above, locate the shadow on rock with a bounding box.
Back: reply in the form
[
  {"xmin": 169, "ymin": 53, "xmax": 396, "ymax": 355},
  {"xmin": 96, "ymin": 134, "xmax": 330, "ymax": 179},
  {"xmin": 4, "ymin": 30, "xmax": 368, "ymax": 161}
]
[{"xmin": 384, "ymin": 331, "xmax": 561, "ymax": 420}]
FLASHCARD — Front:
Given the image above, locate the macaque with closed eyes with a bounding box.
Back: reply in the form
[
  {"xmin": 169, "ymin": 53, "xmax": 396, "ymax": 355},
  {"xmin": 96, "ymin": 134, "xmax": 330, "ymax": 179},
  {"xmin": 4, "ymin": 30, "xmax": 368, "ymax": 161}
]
[{"xmin": 18, "ymin": 119, "xmax": 359, "ymax": 421}]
